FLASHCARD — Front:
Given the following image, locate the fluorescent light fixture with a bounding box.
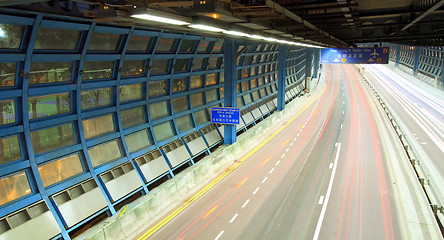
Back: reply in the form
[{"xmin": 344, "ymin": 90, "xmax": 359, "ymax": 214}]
[
  {"xmin": 223, "ymin": 30, "xmax": 248, "ymax": 37},
  {"xmin": 132, "ymin": 14, "xmax": 189, "ymax": 25},
  {"xmin": 0, "ymin": 27, "xmax": 5, "ymax": 38},
  {"xmin": 247, "ymin": 34, "xmax": 265, "ymax": 40},
  {"xmin": 188, "ymin": 24, "xmax": 224, "ymax": 32}
]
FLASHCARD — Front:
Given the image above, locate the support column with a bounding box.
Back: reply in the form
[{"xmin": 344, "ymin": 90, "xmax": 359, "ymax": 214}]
[
  {"xmin": 441, "ymin": 49, "xmax": 444, "ymax": 87},
  {"xmin": 413, "ymin": 46, "xmax": 420, "ymax": 77},
  {"xmin": 312, "ymin": 48, "xmax": 320, "ymax": 78},
  {"xmin": 223, "ymin": 39, "xmax": 237, "ymax": 145},
  {"xmin": 305, "ymin": 48, "xmax": 313, "ymax": 92},
  {"xmin": 277, "ymin": 45, "xmax": 287, "ymax": 111},
  {"xmin": 395, "ymin": 44, "xmax": 401, "ymax": 68}
]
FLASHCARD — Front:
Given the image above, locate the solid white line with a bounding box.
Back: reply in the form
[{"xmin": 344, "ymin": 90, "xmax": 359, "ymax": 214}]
[
  {"xmin": 242, "ymin": 199, "xmax": 250, "ymax": 208},
  {"xmin": 335, "ymin": 142, "xmax": 338, "ymax": 147},
  {"xmin": 290, "ymin": 142, "xmax": 294, "ymax": 147},
  {"xmin": 286, "ymin": 148, "xmax": 289, "ymax": 152},
  {"xmin": 329, "ymin": 163, "xmax": 333, "ymax": 169},
  {"xmin": 276, "ymin": 160, "xmax": 280, "ymax": 166},
  {"xmin": 253, "ymin": 187, "xmax": 260, "ymax": 194},
  {"xmin": 318, "ymin": 196, "xmax": 325, "ymax": 205},
  {"xmin": 215, "ymin": 230, "xmax": 224, "ymax": 240},
  {"xmin": 229, "ymin": 213, "xmax": 239, "ymax": 223},
  {"xmin": 269, "ymin": 168, "xmax": 275, "ymax": 174},
  {"xmin": 294, "ymin": 137, "xmax": 297, "ymax": 141},
  {"xmin": 297, "ymin": 133, "xmax": 300, "ymax": 136},
  {"xmin": 313, "ymin": 143, "xmax": 341, "ymax": 240},
  {"xmin": 262, "ymin": 177, "xmax": 268, "ymax": 184},
  {"xmin": 340, "ymin": 124, "xmax": 343, "ymax": 129},
  {"xmin": 281, "ymin": 154, "xmax": 285, "ymax": 158}
]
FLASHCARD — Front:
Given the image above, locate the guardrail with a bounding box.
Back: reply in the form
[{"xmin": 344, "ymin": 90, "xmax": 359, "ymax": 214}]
[{"xmin": 359, "ymin": 67, "xmax": 444, "ymax": 236}]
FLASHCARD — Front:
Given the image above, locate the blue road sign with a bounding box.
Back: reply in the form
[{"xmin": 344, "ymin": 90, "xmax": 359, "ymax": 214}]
[
  {"xmin": 321, "ymin": 47, "xmax": 389, "ymax": 64},
  {"xmin": 211, "ymin": 107, "xmax": 240, "ymax": 125}
]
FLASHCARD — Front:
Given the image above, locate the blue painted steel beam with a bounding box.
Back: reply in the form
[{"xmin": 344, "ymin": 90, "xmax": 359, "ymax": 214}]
[
  {"xmin": 223, "ymin": 39, "xmax": 237, "ymax": 145},
  {"xmin": 395, "ymin": 44, "xmax": 401, "ymax": 68},
  {"xmin": 277, "ymin": 45, "xmax": 286, "ymax": 111},
  {"xmin": 413, "ymin": 47, "xmax": 420, "ymax": 77}
]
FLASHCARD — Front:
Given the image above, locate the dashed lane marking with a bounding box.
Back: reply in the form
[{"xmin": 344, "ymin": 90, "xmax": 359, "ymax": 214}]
[
  {"xmin": 269, "ymin": 168, "xmax": 275, "ymax": 174},
  {"xmin": 253, "ymin": 187, "xmax": 260, "ymax": 195},
  {"xmin": 262, "ymin": 177, "xmax": 268, "ymax": 184},
  {"xmin": 242, "ymin": 199, "xmax": 250, "ymax": 208},
  {"xmin": 215, "ymin": 231, "xmax": 224, "ymax": 240},
  {"xmin": 318, "ymin": 196, "xmax": 325, "ymax": 205},
  {"xmin": 229, "ymin": 213, "xmax": 239, "ymax": 223}
]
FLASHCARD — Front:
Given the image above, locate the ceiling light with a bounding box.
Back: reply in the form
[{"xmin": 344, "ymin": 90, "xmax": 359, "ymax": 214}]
[
  {"xmin": 247, "ymin": 34, "xmax": 265, "ymax": 40},
  {"xmin": 131, "ymin": 14, "xmax": 190, "ymax": 25},
  {"xmin": 188, "ymin": 24, "xmax": 224, "ymax": 32},
  {"xmin": 223, "ymin": 30, "xmax": 248, "ymax": 37}
]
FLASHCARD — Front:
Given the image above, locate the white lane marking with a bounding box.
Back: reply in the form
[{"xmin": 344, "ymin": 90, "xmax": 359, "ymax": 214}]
[
  {"xmin": 313, "ymin": 143, "xmax": 342, "ymax": 240},
  {"xmin": 276, "ymin": 160, "xmax": 280, "ymax": 166},
  {"xmin": 335, "ymin": 142, "xmax": 338, "ymax": 147},
  {"xmin": 253, "ymin": 187, "xmax": 260, "ymax": 194},
  {"xmin": 215, "ymin": 230, "xmax": 224, "ymax": 240},
  {"xmin": 262, "ymin": 177, "xmax": 268, "ymax": 184},
  {"xmin": 341, "ymin": 124, "xmax": 343, "ymax": 130},
  {"xmin": 281, "ymin": 154, "xmax": 286, "ymax": 158},
  {"xmin": 297, "ymin": 133, "xmax": 300, "ymax": 137},
  {"xmin": 286, "ymin": 148, "xmax": 289, "ymax": 152},
  {"xmin": 343, "ymin": 101, "xmax": 345, "ymax": 104},
  {"xmin": 329, "ymin": 163, "xmax": 333, "ymax": 169},
  {"xmin": 269, "ymin": 168, "xmax": 275, "ymax": 174},
  {"xmin": 242, "ymin": 199, "xmax": 250, "ymax": 208},
  {"xmin": 318, "ymin": 196, "xmax": 325, "ymax": 205},
  {"xmin": 420, "ymin": 142, "xmax": 427, "ymax": 145},
  {"xmin": 229, "ymin": 213, "xmax": 239, "ymax": 223},
  {"xmin": 290, "ymin": 142, "xmax": 294, "ymax": 147},
  {"xmin": 342, "ymin": 111, "xmax": 345, "ymax": 115},
  {"xmin": 294, "ymin": 137, "xmax": 297, "ymax": 141}
]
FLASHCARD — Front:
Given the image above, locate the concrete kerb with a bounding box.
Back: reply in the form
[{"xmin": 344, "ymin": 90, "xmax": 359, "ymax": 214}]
[{"xmin": 78, "ymin": 83, "xmax": 320, "ymax": 240}]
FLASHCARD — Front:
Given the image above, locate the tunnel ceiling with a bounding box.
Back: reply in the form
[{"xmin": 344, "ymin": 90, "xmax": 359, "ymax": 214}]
[{"xmin": 1, "ymin": 0, "xmax": 444, "ymax": 47}]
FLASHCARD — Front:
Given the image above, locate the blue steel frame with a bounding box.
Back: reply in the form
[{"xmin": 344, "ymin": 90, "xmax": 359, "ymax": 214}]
[{"xmin": 0, "ymin": 9, "xmax": 313, "ymax": 239}]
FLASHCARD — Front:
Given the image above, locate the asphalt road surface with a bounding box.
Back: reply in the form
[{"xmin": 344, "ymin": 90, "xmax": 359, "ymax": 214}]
[{"xmin": 134, "ymin": 64, "xmax": 439, "ymax": 240}]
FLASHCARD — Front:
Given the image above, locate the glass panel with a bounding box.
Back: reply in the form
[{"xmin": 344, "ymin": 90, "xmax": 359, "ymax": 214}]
[
  {"xmin": 127, "ymin": 35, "xmax": 152, "ymax": 52},
  {"xmin": 125, "ymin": 129, "xmax": 151, "ymax": 153},
  {"xmin": 120, "ymin": 84, "xmax": 142, "ymax": 103},
  {"xmin": 38, "ymin": 154, "xmax": 83, "ymax": 187},
  {"xmin": 243, "ymin": 56, "xmax": 252, "ymax": 65},
  {"xmin": 82, "ymin": 61, "xmax": 114, "ymax": 80},
  {"xmin": 172, "ymin": 77, "xmax": 187, "ymax": 92},
  {"xmin": 153, "ymin": 121, "xmax": 174, "ymax": 141},
  {"xmin": 192, "ymin": 58, "xmax": 204, "ymax": 70},
  {"xmin": 174, "ymin": 59, "xmax": 189, "ymax": 72},
  {"xmin": 206, "ymin": 73, "xmax": 217, "ymax": 86},
  {"xmin": 191, "ymin": 93, "xmax": 203, "ymax": 108},
  {"xmin": 242, "ymin": 69, "xmax": 249, "ymax": 78},
  {"xmin": 81, "ymin": 87, "xmax": 112, "ymax": 110},
  {"xmin": 242, "ymin": 81, "xmax": 249, "ymax": 91},
  {"xmin": 220, "ymin": 87, "xmax": 224, "ymax": 98},
  {"xmin": 0, "ymin": 172, "xmax": 31, "ymax": 206},
  {"xmin": 252, "ymin": 91, "xmax": 260, "ymax": 101},
  {"xmin": 237, "ymin": 83, "xmax": 241, "ymax": 93},
  {"xmin": 121, "ymin": 106, "xmax": 145, "ymax": 128},
  {"xmin": 260, "ymin": 88, "xmax": 266, "ymax": 98},
  {"xmin": 0, "ymin": 24, "xmax": 24, "ymax": 49},
  {"xmin": 206, "ymin": 89, "xmax": 218, "ymax": 102},
  {"xmin": 31, "ymin": 123, "xmax": 75, "ymax": 154},
  {"xmin": 220, "ymin": 72, "xmax": 224, "ymax": 83},
  {"xmin": 212, "ymin": 41, "xmax": 223, "ymax": 52},
  {"xmin": 88, "ymin": 140, "xmax": 122, "ymax": 167},
  {"xmin": 250, "ymin": 79, "xmax": 257, "ymax": 88},
  {"xmin": 29, "ymin": 62, "xmax": 73, "ymax": 84},
  {"xmin": 190, "ymin": 75, "xmax": 203, "ymax": 89},
  {"xmin": 35, "ymin": 27, "xmax": 80, "ymax": 50},
  {"xmin": 0, "ymin": 63, "xmax": 16, "ymax": 87},
  {"xmin": 176, "ymin": 115, "xmax": 193, "ymax": 133},
  {"xmin": 156, "ymin": 38, "xmax": 175, "ymax": 52},
  {"xmin": 149, "ymin": 101, "xmax": 169, "ymax": 119},
  {"xmin": 258, "ymin": 77, "xmax": 264, "ymax": 86},
  {"xmin": 172, "ymin": 96, "xmax": 187, "ymax": 113},
  {"xmin": 194, "ymin": 109, "xmax": 208, "ymax": 125},
  {"xmin": 150, "ymin": 59, "xmax": 169, "ymax": 75},
  {"xmin": 244, "ymin": 94, "xmax": 252, "ymax": 104},
  {"xmin": 208, "ymin": 57, "xmax": 218, "ymax": 69},
  {"xmin": 88, "ymin": 32, "xmax": 121, "ymax": 51},
  {"xmin": 28, "ymin": 92, "xmax": 71, "ymax": 119},
  {"xmin": 0, "ymin": 135, "xmax": 21, "ymax": 165},
  {"xmin": 237, "ymin": 96, "xmax": 243, "ymax": 107},
  {"xmin": 0, "ymin": 99, "xmax": 15, "ymax": 125},
  {"xmin": 148, "ymin": 81, "xmax": 167, "ymax": 97},
  {"xmin": 197, "ymin": 40, "xmax": 210, "ymax": 52},
  {"xmin": 83, "ymin": 114, "xmax": 114, "ymax": 139},
  {"xmin": 251, "ymin": 67, "xmax": 256, "ymax": 76},
  {"xmin": 179, "ymin": 39, "xmax": 196, "ymax": 53},
  {"xmin": 121, "ymin": 60, "xmax": 145, "ymax": 77}
]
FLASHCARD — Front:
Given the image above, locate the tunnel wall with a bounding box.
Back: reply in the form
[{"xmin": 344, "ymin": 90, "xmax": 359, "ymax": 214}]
[{"xmin": 0, "ymin": 9, "xmax": 310, "ymax": 239}]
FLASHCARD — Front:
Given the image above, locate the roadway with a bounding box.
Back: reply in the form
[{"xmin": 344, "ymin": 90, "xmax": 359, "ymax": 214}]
[
  {"xmin": 133, "ymin": 64, "xmax": 439, "ymax": 240},
  {"xmin": 364, "ymin": 65, "xmax": 444, "ymax": 203}
]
